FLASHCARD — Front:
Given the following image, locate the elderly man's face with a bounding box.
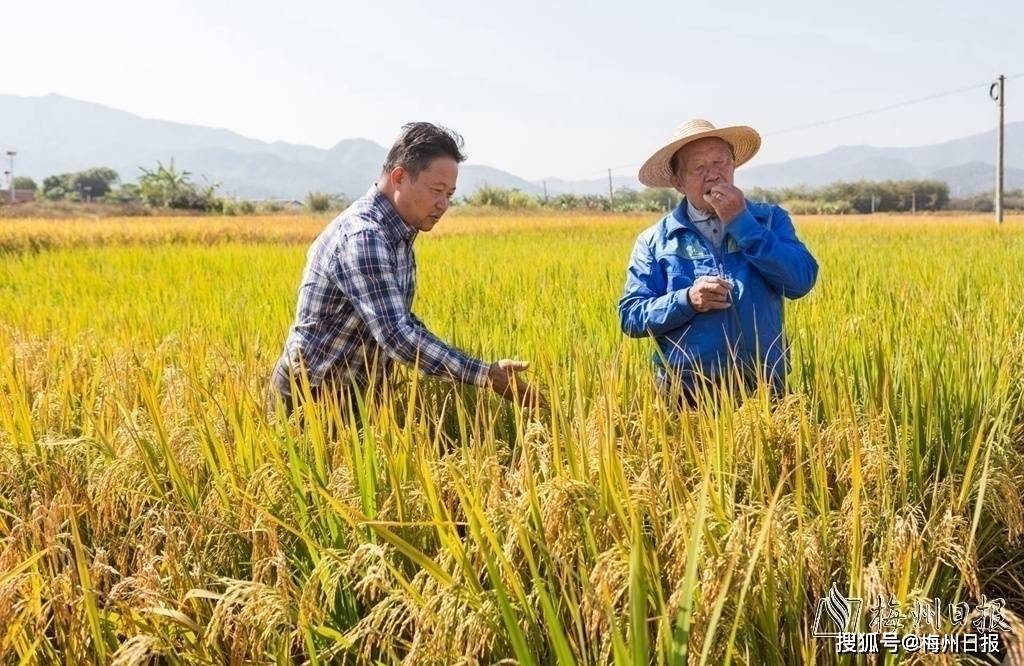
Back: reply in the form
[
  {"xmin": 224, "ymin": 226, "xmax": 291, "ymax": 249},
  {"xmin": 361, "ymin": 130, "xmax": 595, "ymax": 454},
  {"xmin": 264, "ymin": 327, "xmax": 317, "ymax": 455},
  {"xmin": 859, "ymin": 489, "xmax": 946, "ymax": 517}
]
[{"xmin": 669, "ymin": 137, "xmax": 735, "ymax": 211}]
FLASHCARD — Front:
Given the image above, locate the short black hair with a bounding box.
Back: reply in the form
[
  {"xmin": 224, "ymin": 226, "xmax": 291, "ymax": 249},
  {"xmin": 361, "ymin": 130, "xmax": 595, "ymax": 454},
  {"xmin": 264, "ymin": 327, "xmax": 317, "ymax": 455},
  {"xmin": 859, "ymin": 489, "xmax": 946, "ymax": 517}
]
[{"xmin": 381, "ymin": 122, "xmax": 467, "ymax": 179}]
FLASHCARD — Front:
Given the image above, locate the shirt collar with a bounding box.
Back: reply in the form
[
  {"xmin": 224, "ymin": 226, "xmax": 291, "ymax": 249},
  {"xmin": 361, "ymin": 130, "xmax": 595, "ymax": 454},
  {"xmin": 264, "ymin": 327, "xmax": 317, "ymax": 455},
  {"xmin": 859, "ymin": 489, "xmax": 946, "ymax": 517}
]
[
  {"xmin": 666, "ymin": 197, "xmax": 710, "ymax": 235},
  {"xmin": 686, "ymin": 198, "xmax": 716, "ymax": 223},
  {"xmin": 369, "ymin": 185, "xmax": 418, "ymax": 243}
]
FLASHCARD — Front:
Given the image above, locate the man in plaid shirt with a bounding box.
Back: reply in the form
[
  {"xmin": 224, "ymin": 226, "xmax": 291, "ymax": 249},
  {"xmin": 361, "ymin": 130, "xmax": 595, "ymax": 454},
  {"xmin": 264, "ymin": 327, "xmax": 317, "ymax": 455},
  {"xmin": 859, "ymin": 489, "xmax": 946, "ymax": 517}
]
[{"xmin": 269, "ymin": 122, "xmax": 542, "ymax": 415}]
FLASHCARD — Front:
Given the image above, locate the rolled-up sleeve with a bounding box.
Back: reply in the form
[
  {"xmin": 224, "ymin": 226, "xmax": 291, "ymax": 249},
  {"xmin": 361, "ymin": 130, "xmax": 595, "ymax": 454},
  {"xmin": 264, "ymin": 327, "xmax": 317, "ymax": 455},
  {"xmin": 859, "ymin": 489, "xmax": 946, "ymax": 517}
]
[
  {"xmin": 617, "ymin": 234, "xmax": 696, "ymax": 338},
  {"xmin": 336, "ymin": 230, "xmax": 490, "ymax": 386}
]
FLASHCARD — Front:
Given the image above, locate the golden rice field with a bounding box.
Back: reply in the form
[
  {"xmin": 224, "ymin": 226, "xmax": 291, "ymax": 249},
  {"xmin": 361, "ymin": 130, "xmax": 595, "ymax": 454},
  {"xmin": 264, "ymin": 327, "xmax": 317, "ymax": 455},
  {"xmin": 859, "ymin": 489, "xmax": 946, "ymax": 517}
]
[{"xmin": 1, "ymin": 212, "xmax": 1023, "ymax": 664}]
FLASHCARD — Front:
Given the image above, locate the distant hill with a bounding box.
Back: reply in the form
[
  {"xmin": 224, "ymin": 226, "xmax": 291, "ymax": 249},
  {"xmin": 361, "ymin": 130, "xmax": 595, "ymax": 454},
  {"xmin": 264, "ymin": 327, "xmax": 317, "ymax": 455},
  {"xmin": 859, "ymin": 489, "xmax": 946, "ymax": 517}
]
[
  {"xmin": 0, "ymin": 94, "xmax": 540, "ymax": 199},
  {"xmin": 537, "ymin": 175, "xmax": 642, "ymax": 196},
  {"xmin": 738, "ymin": 124, "xmax": 1024, "ymax": 196},
  {"xmin": 2, "ymin": 93, "xmax": 1021, "ymax": 198}
]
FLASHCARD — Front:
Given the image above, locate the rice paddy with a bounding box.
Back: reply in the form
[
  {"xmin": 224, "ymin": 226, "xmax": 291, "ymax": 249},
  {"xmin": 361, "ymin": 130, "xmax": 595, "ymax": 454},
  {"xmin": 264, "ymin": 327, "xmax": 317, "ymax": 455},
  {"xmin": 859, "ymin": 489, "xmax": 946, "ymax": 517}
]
[{"xmin": 0, "ymin": 212, "xmax": 1022, "ymax": 664}]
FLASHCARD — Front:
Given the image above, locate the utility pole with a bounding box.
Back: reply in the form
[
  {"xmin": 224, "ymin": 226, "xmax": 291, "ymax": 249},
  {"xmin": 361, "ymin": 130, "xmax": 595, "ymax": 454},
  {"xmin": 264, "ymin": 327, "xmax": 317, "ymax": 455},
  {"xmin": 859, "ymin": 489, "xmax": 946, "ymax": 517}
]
[
  {"xmin": 911, "ymin": 191, "xmax": 916, "ymax": 214},
  {"xmin": 990, "ymin": 75, "xmax": 1005, "ymax": 224},
  {"xmin": 543, "ymin": 180, "xmax": 548, "ymax": 204},
  {"xmin": 871, "ymin": 193, "xmax": 876, "ymax": 214},
  {"xmin": 607, "ymin": 168, "xmax": 614, "ymax": 208},
  {"xmin": 5, "ymin": 151, "xmax": 15, "ymax": 203}
]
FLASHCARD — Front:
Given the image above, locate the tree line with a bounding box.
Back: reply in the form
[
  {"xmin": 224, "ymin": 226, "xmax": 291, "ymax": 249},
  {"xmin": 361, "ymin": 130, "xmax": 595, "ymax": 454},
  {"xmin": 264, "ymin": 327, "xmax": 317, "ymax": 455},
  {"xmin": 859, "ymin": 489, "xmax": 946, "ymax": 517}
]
[
  {"xmin": 16, "ymin": 163, "xmax": 226, "ymax": 210},
  {"xmin": 9, "ymin": 166, "xmax": 1018, "ymax": 215},
  {"xmin": 746, "ymin": 180, "xmax": 951, "ymax": 214},
  {"xmin": 463, "ymin": 185, "xmax": 681, "ymax": 212},
  {"xmin": 10, "ymin": 163, "xmax": 351, "ymax": 214},
  {"xmin": 462, "ymin": 180, "xmax": 1020, "ymax": 214}
]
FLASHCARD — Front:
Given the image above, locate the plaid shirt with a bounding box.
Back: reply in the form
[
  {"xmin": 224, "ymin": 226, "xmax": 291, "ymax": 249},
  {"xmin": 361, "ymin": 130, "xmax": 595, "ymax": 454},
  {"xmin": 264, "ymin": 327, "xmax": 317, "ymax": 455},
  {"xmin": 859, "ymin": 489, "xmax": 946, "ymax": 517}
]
[{"xmin": 280, "ymin": 186, "xmax": 490, "ymax": 388}]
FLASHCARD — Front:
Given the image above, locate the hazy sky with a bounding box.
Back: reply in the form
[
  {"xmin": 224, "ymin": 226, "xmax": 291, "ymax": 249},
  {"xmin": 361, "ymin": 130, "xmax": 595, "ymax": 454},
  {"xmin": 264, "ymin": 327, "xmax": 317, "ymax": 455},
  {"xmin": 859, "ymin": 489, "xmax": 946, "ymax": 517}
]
[{"xmin": 7, "ymin": 0, "xmax": 1022, "ymax": 180}]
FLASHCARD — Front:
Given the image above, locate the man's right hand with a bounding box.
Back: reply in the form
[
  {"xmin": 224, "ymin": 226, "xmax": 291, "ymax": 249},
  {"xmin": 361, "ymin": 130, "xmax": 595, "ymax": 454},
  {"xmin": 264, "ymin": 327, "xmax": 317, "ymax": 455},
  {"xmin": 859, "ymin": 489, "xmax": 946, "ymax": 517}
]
[
  {"xmin": 686, "ymin": 276, "xmax": 734, "ymax": 313},
  {"xmin": 488, "ymin": 359, "xmax": 547, "ymax": 409}
]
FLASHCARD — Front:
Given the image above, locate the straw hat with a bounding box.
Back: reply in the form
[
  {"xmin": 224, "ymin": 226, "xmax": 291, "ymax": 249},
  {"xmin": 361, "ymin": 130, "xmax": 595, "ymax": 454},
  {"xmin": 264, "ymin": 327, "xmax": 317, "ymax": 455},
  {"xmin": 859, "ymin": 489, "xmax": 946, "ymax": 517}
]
[{"xmin": 638, "ymin": 119, "xmax": 761, "ymax": 188}]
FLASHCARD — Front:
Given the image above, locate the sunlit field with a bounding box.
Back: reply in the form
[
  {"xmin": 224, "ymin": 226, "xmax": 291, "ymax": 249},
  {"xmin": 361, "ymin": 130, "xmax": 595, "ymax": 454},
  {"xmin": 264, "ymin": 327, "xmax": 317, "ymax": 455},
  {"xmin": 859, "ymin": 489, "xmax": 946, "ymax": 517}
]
[{"xmin": 1, "ymin": 212, "xmax": 1022, "ymax": 664}]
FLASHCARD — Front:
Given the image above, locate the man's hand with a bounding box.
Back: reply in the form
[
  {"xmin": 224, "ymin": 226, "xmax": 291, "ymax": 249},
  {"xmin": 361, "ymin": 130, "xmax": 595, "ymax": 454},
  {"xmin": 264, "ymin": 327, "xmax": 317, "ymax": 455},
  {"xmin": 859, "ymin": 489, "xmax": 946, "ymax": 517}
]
[
  {"xmin": 705, "ymin": 182, "xmax": 746, "ymax": 223},
  {"xmin": 686, "ymin": 275, "xmax": 734, "ymax": 313},
  {"xmin": 488, "ymin": 359, "xmax": 547, "ymax": 409}
]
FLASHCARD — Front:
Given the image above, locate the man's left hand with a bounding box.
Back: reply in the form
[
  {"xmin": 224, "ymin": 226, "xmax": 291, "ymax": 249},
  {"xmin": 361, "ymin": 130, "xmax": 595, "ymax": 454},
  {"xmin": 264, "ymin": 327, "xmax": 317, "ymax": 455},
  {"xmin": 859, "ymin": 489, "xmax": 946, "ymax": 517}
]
[
  {"xmin": 706, "ymin": 183, "xmax": 746, "ymax": 223},
  {"xmin": 488, "ymin": 359, "xmax": 547, "ymax": 410}
]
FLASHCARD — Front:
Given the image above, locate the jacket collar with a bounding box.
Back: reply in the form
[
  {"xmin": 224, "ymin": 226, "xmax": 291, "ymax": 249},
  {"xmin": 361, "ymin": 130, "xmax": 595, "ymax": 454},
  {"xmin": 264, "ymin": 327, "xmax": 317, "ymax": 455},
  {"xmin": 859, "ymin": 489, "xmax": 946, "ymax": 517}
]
[
  {"xmin": 666, "ymin": 198, "xmax": 703, "ymax": 236},
  {"xmin": 666, "ymin": 197, "xmax": 767, "ymax": 237}
]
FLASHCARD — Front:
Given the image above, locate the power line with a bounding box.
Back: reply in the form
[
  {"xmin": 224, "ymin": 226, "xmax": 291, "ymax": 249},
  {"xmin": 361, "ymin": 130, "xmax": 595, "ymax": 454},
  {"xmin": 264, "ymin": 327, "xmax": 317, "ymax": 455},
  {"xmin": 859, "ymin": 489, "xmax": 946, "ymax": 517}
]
[
  {"xmin": 765, "ymin": 73, "xmax": 1024, "ymax": 137},
  {"xmin": 596, "ymin": 74, "xmax": 1024, "ymax": 177}
]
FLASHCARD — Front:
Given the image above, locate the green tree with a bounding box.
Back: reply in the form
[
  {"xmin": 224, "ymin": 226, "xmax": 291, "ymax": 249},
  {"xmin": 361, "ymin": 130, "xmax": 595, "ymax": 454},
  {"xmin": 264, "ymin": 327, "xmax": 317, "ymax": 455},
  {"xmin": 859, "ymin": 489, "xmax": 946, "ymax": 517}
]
[
  {"xmin": 42, "ymin": 174, "xmax": 71, "ymax": 200},
  {"xmin": 137, "ymin": 161, "xmax": 222, "ymax": 210},
  {"xmin": 505, "ymin": 189, "xmax": 539, "ymax": 209},
  {"xmin": 548, "ymin": 193, "xmax": 581, "ymax": 209},
  {"xmin": 305, "ymin": 191, "xmax": 332, "ymax": 212},
  {"xmin": 751, "ymin": 179, "xmax": 950, "ymax": 214},
  {"xmin": 70, "ymin": 167, "xmax": 119, "ymax": 198},
  {"xmin": 611, "ymin": 186, "xmax": 641, "ymax": 211},
  {"xmin": 103, "ymin": 183, "xmax": 142, "ymax": 204},
  {"xmin": 12, "ymin": 176, "xmax": 37, "ymax": 191},
  {"xmin": 40, "ymin": 168, "xmax": 121, "ymax": 200},
  {"xmin": 466, "ymin": 184, "xmax": 513, "ymax": 208},
  {"xmin": 638, "ymin": 187, "xmax": 680, "ymax": 211},
  {"xmin": 138, "ymin": 161, "xmax": 191, "ymax": 207}
]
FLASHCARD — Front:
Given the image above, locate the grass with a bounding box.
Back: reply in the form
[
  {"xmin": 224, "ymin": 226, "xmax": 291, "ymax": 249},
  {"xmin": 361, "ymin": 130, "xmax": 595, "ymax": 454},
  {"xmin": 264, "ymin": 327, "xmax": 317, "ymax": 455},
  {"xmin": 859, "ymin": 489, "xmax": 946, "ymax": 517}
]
[{"xmin": 0, "ymin": 212, "xmax": 1022, "ymax": 664}]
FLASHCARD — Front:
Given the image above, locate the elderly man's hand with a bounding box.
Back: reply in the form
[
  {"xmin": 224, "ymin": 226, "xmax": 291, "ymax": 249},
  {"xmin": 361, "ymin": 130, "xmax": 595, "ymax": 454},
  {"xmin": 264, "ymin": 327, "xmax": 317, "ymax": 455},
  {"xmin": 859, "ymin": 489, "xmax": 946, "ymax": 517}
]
[
  {"xmin": 705, "ymin": 182, "xmax": 746, "ymax": 223},
  {"xmin": 686, "ymin": 276, "xmax": 734, "ymax": 313}
]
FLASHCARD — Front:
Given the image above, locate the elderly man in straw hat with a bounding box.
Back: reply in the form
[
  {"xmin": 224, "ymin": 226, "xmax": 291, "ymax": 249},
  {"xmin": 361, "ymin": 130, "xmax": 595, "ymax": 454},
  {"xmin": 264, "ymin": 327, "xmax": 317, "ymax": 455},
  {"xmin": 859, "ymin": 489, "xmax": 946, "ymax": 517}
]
[{"xmin": 618, "ymin": 119, "xmax": 818, "ymax": 404}]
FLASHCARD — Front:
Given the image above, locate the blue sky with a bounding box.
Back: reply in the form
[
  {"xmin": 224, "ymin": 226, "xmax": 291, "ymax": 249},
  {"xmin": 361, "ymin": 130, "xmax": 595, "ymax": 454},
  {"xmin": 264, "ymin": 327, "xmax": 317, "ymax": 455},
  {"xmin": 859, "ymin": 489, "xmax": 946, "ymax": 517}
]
[{"xmin": 6, "ymin": 0, "xmax": 1021, "ymax": 180}]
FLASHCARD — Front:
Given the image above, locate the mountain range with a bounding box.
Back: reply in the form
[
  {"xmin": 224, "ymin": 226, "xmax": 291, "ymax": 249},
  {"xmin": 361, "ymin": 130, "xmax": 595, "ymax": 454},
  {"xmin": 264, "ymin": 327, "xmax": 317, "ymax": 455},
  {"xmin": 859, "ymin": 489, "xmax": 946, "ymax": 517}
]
[
  {"xmin": 0, "ymin": 94, "xmax": 541, "ymax": 199},
  {"xmin": 1, "ymin": 93, "xmax": 1020, "ymax": 198},
  {"xmin": 737, "ymin": 125, "xmax": 1023, "ymax": 196}
]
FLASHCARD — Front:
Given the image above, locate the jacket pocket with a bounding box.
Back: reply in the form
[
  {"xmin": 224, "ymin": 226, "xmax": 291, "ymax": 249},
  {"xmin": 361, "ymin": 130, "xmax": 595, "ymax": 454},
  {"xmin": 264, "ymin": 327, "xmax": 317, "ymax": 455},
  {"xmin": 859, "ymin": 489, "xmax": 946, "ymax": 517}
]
[
  {"xmin": 665, "ymin": 311, "xmax": 731, "ymax": 374},
  {"xmin": 664, "ymin": 268, "xmax": 693, "ymax": 292}
]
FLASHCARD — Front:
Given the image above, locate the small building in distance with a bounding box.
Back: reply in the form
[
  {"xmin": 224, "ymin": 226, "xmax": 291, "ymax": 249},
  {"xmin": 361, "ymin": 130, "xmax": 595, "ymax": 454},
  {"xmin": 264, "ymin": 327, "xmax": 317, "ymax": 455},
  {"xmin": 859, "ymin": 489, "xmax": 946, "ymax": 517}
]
[{"xmin": 1, "ymin": 189, "xmax": 37, "ymax": 204}]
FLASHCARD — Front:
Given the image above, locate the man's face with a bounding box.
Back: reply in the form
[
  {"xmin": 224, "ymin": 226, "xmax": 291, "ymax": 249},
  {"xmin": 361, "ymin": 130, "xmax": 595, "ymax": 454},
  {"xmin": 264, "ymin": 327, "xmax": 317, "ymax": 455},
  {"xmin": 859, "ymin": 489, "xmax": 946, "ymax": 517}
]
[
  {"xmin": 391, "ymin": 157, "xmax": 458, "ymax": 232},
  {"xmin": 670, "ymin": 137, "xmax": 735, "ymax": 211}
]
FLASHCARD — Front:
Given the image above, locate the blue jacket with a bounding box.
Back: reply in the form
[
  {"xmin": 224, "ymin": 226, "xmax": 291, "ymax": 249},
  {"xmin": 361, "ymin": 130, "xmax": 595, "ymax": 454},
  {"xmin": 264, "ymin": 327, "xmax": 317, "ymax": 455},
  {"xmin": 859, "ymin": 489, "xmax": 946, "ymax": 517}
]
[{"xmin": 618, "ymin": 199, "xmax": 818, "ymax": 389}]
